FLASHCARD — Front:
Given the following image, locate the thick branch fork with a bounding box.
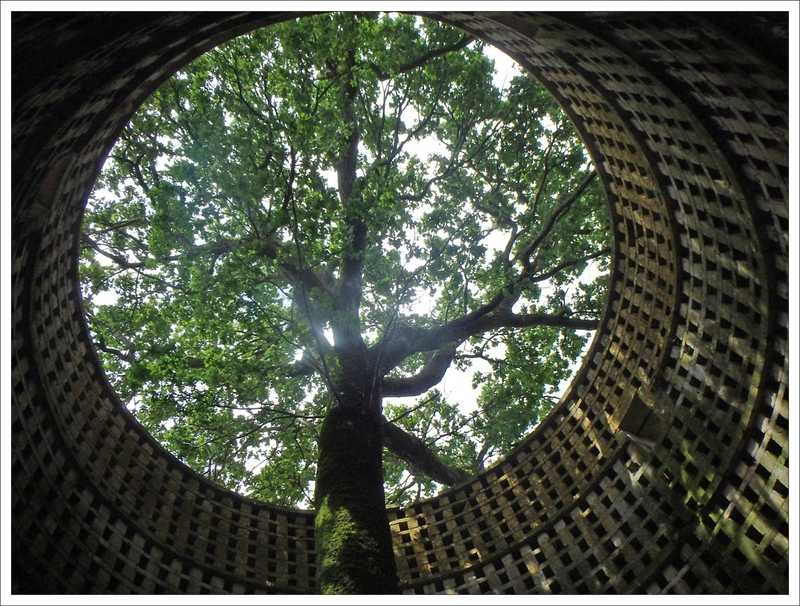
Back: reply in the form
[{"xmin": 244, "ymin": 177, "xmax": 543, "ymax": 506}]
[{"xmin": 375, "ymin": 310, "xmax": 600, "ymax": 375}]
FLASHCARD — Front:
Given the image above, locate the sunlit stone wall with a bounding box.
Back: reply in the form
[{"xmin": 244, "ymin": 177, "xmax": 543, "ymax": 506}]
[{"xmin": 11, "ymin": 12, "xmax": 788, "ymax": 594}]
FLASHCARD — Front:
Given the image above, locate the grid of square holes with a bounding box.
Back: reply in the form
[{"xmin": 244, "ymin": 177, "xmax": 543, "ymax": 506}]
[
  {"xmin": 587, "ymin": 15, "xmax": 788, "ymax": 593},
  {"xmin": 399, "ymin": 450, "xmax": 731, "ymax": 594},
  {"xmin": 15, "ymin": 185, "xmax": 320, "ymax": 594},
  {"xmin": 11, "ymin": 11, "xmax": 789, "ymax": 595},
  {"xmin": 12, "ymin": 14, "xmax": 323, "ymax": 595},
  {"xmin": 389, "ymin": 11, "xmax": 788, "ymax": 594}
]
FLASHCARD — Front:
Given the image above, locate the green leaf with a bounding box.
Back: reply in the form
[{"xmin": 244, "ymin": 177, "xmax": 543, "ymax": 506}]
[{"xmin": 81, "ymin": 12, "xmax": 610, "ymax": 508}]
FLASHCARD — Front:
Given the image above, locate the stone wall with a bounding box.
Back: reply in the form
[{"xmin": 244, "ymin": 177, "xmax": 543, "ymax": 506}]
[{"xmin": 11, "ymin": 12, "xmax": 789, "ymax": 594}]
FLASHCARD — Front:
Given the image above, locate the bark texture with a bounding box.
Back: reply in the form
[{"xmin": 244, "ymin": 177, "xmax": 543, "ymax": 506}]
[{"xmin": 314, "ymin": 401, "xmax": 399, "ymax": 594}]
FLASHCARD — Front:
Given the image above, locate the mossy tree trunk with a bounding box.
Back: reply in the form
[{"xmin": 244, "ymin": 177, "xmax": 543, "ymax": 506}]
[{"xmin": 314, "ymin": 363, "xmax": 399, "ymax": 594}]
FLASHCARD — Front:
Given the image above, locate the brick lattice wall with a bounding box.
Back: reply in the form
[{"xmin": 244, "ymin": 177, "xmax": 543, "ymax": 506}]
[{"xmin": 11, "ymin": 12, "xmax": 789, "ymax": 594}]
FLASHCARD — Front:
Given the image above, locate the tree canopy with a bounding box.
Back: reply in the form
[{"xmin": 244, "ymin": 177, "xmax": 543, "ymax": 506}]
[{"xmin": 80, "ymin": 12, "xmax": 610, "ymax": 512}]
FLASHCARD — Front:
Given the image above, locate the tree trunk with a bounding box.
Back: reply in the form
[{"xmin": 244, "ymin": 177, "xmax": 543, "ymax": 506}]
[{"xmin": 314, "ymin": 374, "xmax": 398, "ymax": 594}]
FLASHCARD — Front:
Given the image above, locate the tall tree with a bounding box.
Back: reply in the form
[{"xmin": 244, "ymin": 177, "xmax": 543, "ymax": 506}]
[{"xmin": 80, "ymin": 13, "xmax": 609, "ymax": 593}]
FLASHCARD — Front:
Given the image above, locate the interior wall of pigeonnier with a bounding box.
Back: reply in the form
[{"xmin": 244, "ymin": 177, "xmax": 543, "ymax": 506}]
[{"xmin": 11, "ymin": 11, "xmax": 789, "ymax": 594}]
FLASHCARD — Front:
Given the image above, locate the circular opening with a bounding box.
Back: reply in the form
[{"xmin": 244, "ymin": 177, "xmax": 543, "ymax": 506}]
[{"xmin": 78, "ymin": 12, "xmax": 610, "ymax": 508}]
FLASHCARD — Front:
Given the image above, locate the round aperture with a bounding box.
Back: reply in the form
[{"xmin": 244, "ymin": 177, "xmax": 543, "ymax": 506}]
[{"xmin": 79, "ymin": 12, "xmax": 610, "ymax": 509}]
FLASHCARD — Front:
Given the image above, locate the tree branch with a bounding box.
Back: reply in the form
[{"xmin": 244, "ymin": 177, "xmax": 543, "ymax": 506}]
[
  {"xmin": 382, "ymin": 346, "xmax": 456, "ymax": 398},
  {"xmin": 82, "ymin": 234, "xmax": 145, "ymax": 269},
  {"xmin": 476, "ymin": 310, "xmax": 600, "ymax": 332},
  {"xmin": 368, "ymin": 34, "xmax": 476, "ymax": 81},
  {"xmin": 529, "ymin": 247, "xmax": 611, "ymax": 283},
  {"xmin": 332, "ymin": 47, "xmax": 368, "ymax": 352},
  {"xmin": 516, "ymin": 169, "xmax": 597, "ymax": 267},
  {"xmin": 95, "ymin": 342, "xmax": 135, "ymax": 363},
  {"xmin": 378, "ymin": 307, "xmax": 599, "ymax": 374},
  {"xmin": 109, "ymin": 153, "xmax": 152, "ymax": 193},
  {"xmin": 84, "ymin": 217, "xmax": 149, "ymax": 237},
  {"xmin": 381, "ymin": 418, "xmax": 470, "ymax": 486}
]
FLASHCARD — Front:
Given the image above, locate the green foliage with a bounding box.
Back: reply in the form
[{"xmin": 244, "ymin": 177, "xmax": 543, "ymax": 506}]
[
  {"xmin": 382, "ymin": 391, "xmax": 479, "ymax": 505},
  {"xmin": 80, "ymin": 12, "xmax": 610, "ymax": 508}
]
